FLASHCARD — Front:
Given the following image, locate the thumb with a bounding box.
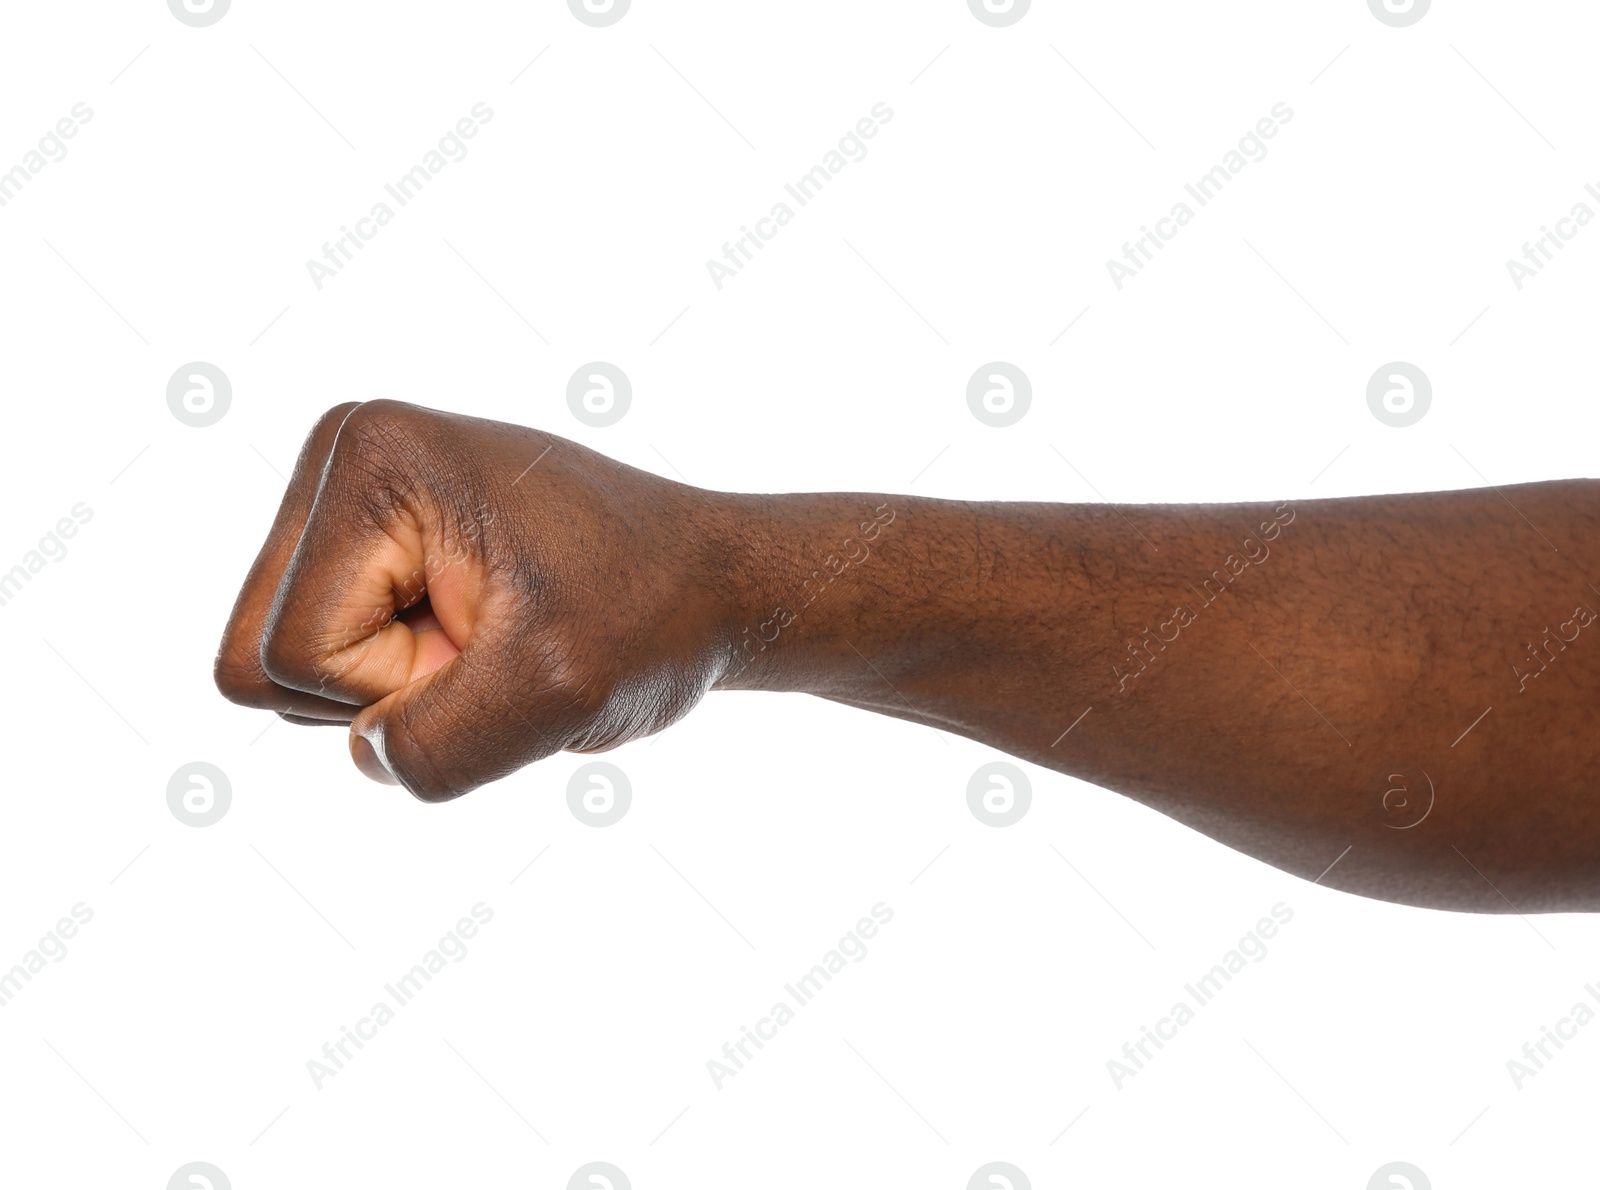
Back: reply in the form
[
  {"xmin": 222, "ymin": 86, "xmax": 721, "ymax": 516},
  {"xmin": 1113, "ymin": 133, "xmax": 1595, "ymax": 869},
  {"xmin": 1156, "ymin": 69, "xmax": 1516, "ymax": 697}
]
[{"xmin": 347, "ymin": 625, "xmax": 568, "ymax": 800}]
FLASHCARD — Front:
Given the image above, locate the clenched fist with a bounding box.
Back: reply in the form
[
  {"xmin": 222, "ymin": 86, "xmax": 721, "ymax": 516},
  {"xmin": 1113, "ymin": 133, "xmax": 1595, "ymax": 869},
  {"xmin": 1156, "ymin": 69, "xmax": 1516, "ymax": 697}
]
[{"xmin": 214, "ymin": 400, "xmax": 751, "ymax": 798}]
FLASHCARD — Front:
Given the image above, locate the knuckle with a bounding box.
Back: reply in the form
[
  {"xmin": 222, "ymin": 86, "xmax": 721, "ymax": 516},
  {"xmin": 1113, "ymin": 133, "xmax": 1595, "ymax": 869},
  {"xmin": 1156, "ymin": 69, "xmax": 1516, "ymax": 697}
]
[
  {"xmin": 213, "ymin": 646, "xmax": 267, "ymax": 707},
  {"xmin": 214, "ymin": 616, "xmax": 281, "ymax": 708},
  {"xmin": 303, "ymin": 401, "xmax": 364, "ymax": 455},
  {"xmin": 331, "ymin": 399, "xmax": 425, "ymax": 465},
  {"xmin": 320, "ymin": 400, "xmax": 437, "ymax": 524},
  {"xmin": 258, "ymin": 626, "xmax": 312, "ymax": 692}
]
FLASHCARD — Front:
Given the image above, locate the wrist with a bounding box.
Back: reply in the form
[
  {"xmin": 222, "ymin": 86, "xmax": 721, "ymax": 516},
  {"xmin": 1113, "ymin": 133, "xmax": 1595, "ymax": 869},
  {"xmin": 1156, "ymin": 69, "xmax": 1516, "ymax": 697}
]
[{"xmin": 706, "ymin": 491, "xmax": 908, "ymax": 694}]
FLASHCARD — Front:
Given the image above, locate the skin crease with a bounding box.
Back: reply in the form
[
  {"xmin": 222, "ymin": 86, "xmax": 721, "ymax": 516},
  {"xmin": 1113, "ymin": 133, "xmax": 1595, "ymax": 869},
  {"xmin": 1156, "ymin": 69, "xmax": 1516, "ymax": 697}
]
[{"xmin": 215, "ymin": 400, "xmax": 1600, "ymax": 913}]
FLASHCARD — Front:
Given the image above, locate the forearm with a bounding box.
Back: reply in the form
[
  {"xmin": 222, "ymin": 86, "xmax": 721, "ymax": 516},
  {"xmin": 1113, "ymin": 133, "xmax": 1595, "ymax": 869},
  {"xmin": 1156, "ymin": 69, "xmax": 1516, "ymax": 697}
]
[
  {"xmin": 714, "ymin": 480, "xmax": 1600, "ymax": 911},
  {"xmin": 713, "ymin": 492, "xmax": 1113, "ymax": 733}
]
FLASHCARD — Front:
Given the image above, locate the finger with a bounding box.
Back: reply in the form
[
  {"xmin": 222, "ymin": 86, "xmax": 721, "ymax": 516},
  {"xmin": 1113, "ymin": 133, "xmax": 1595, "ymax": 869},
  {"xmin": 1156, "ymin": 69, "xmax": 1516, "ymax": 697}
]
[
  {"xmin": 297, "ymin": 612, "xmax": 458, "ymax": 734},
  {"xmin": 214, "ymin": 402, "xmax": 367, "ymax": 720},
  {"xmin": 347, "ymin": 616, "xmax": 577, "ymax": 801},
  {"xmin": 256, "ymin": 401, "xmax": 481, "ymax": 708},
  {"xmin": 350, "ymin": 734, "xmax": 400, "ymax": 784}
]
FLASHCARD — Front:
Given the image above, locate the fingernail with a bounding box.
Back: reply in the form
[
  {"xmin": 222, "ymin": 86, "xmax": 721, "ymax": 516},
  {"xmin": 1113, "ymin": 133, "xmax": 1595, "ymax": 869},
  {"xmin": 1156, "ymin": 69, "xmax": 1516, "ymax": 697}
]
[{"xmin": 350, "ymin": 733, "xmax": 400, "ymax": 786}]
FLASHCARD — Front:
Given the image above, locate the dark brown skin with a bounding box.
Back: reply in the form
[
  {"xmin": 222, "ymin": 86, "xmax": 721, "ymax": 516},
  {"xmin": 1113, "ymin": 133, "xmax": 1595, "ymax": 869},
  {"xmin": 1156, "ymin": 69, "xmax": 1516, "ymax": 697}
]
[{"xmin": 214, "ymin": 401, "xmax": 1600, "ymax": 912}]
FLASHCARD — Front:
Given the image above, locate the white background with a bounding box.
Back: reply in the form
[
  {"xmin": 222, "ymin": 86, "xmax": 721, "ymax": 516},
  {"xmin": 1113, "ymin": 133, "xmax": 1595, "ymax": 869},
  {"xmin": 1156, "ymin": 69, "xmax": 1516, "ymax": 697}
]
[{"xmin": 2, "ymin": 1, "xmax": 1597, "ymax": 1187}]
